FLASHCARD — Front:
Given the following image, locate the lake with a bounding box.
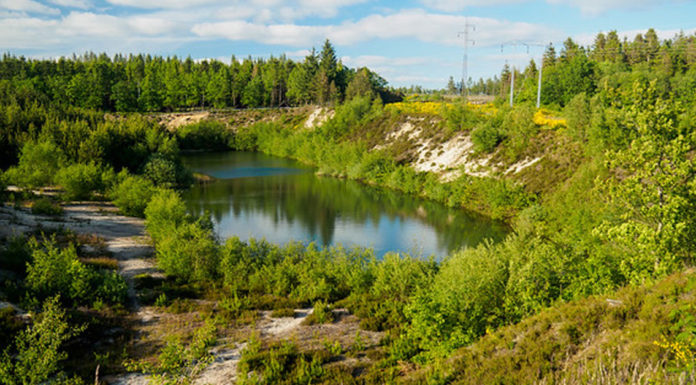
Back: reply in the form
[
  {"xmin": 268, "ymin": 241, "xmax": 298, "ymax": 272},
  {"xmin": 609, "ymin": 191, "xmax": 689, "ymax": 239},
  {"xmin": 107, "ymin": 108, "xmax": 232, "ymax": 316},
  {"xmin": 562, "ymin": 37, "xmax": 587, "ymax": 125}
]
[{"xmin": 181, "ymin": 151, "xmax": 508, "ymax": 259}]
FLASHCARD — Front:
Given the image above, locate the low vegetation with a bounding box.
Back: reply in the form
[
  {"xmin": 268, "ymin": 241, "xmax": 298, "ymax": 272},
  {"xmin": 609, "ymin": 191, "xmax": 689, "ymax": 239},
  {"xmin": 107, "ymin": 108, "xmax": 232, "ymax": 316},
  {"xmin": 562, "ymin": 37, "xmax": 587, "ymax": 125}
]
[{"xmin": 1, "ymin": 29, "xmax": 696, "ymax": 383}]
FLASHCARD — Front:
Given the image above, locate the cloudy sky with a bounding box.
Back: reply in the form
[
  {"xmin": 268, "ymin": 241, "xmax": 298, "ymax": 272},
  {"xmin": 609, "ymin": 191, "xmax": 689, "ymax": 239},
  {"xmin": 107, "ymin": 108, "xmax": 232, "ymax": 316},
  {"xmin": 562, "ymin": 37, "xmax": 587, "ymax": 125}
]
[{"xmin": 1, "ymin": 0, "xmax": 695, "ymax": 88}]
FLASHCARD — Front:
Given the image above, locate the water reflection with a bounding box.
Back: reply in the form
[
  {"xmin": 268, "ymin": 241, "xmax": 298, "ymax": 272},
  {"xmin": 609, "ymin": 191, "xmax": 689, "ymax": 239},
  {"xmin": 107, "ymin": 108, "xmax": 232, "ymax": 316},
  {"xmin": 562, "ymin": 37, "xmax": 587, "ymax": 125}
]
[{"xmin": 182, "ymin": 152, "xmax": 508, "ymax": 258}]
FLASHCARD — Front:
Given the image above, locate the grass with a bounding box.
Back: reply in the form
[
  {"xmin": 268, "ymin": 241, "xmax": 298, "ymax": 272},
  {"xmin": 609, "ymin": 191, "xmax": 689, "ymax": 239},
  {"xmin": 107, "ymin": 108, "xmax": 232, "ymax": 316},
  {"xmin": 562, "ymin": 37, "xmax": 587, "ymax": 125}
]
[
  {"xmin": 270, "ymin": 308, "xmax": 296, "ymax": 318},
  {"xmin": 402, "ymin": 269, "xmax": 696, "ymax": 384},
  {"xmin": 80, "ymin": 256, "xmax": 119, "ymax": 270}
]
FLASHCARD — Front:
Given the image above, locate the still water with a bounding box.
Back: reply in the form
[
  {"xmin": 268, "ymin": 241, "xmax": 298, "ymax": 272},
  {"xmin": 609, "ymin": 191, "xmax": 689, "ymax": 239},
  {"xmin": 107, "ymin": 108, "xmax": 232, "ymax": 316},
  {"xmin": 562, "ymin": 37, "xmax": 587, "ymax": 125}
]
[{"xmin": 181, "ymin": 152, "xmax": 508, "ymax": 259}]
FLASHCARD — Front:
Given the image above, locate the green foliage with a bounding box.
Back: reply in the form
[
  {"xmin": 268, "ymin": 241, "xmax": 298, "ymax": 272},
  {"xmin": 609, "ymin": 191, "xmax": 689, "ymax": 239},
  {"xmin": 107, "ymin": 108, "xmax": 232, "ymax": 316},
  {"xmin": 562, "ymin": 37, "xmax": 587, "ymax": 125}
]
[
  {"xmin": 110, "ymin": 174, "xmax": 157, "ymax": 217},
  {"xmin": 25, "ymin": 237, "xmax": 127, "ymax": 306},
  {"xmin": 55, "ymin": 162, "xmax": 103, "ymax": 200},
  {"xmin": 155, "ymin": 220, "xmax": 220, "ymax": 283},
  {"xmin": 405, "ymin": 242, "xmax": 509, "ymax": 357},
  {"xmin": 128, "ymin": 319, "xmax": 216, "ymax": 384},
  {"xmin": 442, "ymin": 103, "xmax": 480, "ymax": 132},
  {"xmin": 0, "ymin": 236, "xmax": 31, "ymax": 274},
  {"xmin": 406, "ymin": 270, "xmax": 696, "ymax": 385},
  {"xmin": 5, "ymin": 140, "xmax": 66, "ymax": 188},
  {"xmin": 564, "ymin": 92, "xmax": 591, "ymax": 141},
  {"xmin": 595, "ymin": 81, "xmax": 696, "ymax": 285},
  {"xmin": 320, "ymin": 95, "xmax": 383, "ymax": 140},
  {"xmin": 175, "ymin": 120, "xmax": 233, "ymax": 151},
  {"xmin": 31, "ymin": 198, "xmax": 63, "ymax": 216},
  {"xmin": 0, "ymin": 297, "xmax": 85, "ymax": 385},
  {"xmin": 237, "ymin": 340, "xmax": 327, "ymax": 385},
  {"xmin": 145, "ymin": 189, "xmax": 219, "ymax": 282},
  {"xmin": 141, "ymin": 155, "xmax": 179, "ymax": 188},
  {"xmin": 304, "ymin": 300, "xmax": 334, "ymax": 325},
  {"xmin": 471, "ymin": 124, "xmax": 504, "ymax": 153}
]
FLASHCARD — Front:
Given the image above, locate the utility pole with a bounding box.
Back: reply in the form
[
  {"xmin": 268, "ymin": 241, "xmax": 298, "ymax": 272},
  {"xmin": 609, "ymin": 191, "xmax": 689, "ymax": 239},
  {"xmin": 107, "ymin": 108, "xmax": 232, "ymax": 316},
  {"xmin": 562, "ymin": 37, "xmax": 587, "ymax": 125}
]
[
  {"xmin": 457, "ymin": 19, "xmax": 475, "ymax": 100},
  {"xmin": 509, "ymin": 66, "xmax": 515, "ymax": 107},
  {"xmin": 501, "ymin": 40, "xmax": 548, "ymax": 108}
]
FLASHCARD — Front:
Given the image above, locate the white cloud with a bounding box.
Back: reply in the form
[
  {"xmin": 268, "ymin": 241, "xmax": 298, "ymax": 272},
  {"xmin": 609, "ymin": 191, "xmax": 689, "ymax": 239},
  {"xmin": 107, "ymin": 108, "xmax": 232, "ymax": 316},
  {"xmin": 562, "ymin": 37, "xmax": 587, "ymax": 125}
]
[
  {"xmin": 104, "ymin": 0, "xmax": 365, "ymax": 21},
  {"xmin": 342, "ymin": 55, "xmax": 434, "ymax": 68},
  {"xmin": 422, "ymin": 0, "xmax": 685, "ymax": 15},
  {"xmin": 48, "ymin": 0, "xmax": 92, "ymax": 9},
  {"xmin": 193, "ymin": 9, "xmax": 558, "ymax": 48},
  {"xmin": 285, "ymin": 49, "xmax": 311, "ymax": 58},
  {"xmin": 421, "ymin": 0, "xmax": 524, "ymax": 12},
  {"xmin": 0, "ymin": 11, "xmax": 188, "ymax": 50},
  {"xmin": 105, "ymin": 0, "xmax": 222, "ymax": 9},
  {"xmin": 0, "ymin": 0, "xmax": 60, "ymax": 15}
]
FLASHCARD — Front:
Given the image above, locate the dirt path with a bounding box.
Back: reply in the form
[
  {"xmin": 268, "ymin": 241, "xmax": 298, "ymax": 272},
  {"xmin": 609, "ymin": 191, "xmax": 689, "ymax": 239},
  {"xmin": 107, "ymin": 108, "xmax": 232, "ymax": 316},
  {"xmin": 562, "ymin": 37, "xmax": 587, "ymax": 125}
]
[{"xmin": 0, "ymin": 203, "xmax": 159, "ymax": 384}]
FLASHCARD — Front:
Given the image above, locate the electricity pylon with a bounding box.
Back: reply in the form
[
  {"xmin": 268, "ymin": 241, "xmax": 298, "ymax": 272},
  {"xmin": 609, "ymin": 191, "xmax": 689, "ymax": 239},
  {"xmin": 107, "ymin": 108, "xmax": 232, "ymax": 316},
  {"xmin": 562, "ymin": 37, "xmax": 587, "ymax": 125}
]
[{"xmin": 457, "ymin": 19, "xmax": 475, "ymax": 99}]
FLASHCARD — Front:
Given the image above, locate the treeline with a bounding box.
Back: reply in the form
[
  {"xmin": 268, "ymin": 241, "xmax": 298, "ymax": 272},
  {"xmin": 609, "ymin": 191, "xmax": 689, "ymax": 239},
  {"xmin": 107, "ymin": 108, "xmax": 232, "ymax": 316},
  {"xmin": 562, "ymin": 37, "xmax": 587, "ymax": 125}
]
[
  {"xmin": 467, "ymin": 29, "xmax": 696, "ymax": 106},
  {"xmin": 0, "ymin": 40, "xmax": 400, "ymax": 113}
]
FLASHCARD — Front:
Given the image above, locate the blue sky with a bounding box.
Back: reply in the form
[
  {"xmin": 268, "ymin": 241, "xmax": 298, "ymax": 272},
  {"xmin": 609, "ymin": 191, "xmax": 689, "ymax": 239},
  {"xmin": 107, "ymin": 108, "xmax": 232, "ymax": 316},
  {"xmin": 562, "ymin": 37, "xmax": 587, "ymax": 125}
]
[{"xmin": 1, "ymin": 0, "xmax": 695, "ymax": 88}]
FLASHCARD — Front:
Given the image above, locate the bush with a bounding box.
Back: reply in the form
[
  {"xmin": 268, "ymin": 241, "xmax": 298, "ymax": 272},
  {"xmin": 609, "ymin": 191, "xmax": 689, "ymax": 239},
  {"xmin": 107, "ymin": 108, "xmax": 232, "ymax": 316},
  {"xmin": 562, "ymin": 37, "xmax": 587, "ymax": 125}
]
[
  {"xmin": 471, "ymin": 124, "xmax": 504, "ymax": 153},
  {"xmin": 26, "ymin": 239, "xmax": 92, "ymax": 304},
  {"xmin": 56, "ymin": 162, "xmax": 103, "ymax": 200},
  {"xmin": 0, "ymin": 236, "xmax": 31, "ymax": 274},
  {"xmin": 176, "ymin": 120, "xmax": 233, "ymax": 151},
  {"xmin": 303, "ymin": 300, "xmax": 334, "ymax": 325},
  {"xmin": 321, "ymin": 95, "xmax": 383, "ymax": 140},
  {"xmin": 25, "ymin": 237, "xmax": 127, "ymax": 306},
  {"xmin": 4, "ymin": 140, "xmax": 67, "ymax": 188},
  {"xmin": 154, "ymin": 221, "xmax": 220, "ymax": 283},
  {"xmin": 405, "ymin": 242, "xmax": 509, "ymax": 357},
  {"xmin": 0, "ymin": 297, "xmax": 84, "ymax": 385},
  {"xmin": 31, "ymin": 198, "xmax": 63, "ymax": 216},
  {"xmin": 142, "ymin": 155, "xmax": 178, "ymax": 188},
  {"xmin": 110, "ymin": 174, "xmax": 157, "ymax": 217},
  {"xmin": 144, "ymin": 189, "xmax": 189, "ymax": 243}
]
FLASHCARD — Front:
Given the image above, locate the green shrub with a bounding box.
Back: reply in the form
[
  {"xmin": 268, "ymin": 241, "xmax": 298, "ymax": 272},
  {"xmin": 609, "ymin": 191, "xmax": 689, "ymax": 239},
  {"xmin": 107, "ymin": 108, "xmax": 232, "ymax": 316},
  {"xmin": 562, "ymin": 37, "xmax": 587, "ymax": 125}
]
[
  {"xmin": 304, "ymin": 300, "xmax": 334, "ymax": 325},
  {"xmin": 4, "ymin": 140, "xmax": 67, "ymax": 188},
  {"xmin": 155, "ymin": 220, "xmax": 220, "ymax": 283},
  {"xmin": 443, "ymin": 103, "xmax": 479, "ymax": 132},
  {"xmin": 471, "ymin": 124, "xmax": 504, "ymax": 153},
  {"xmin": 92, "ymin": 270, "xmax": 129, "ymax": 305},
  {"xmin": 564, "ymin": 92, "xmax": 591, "ymax": 141},
  {"xmin": 25, "ymin": 237, "xmax": 127, "ymax": 306},
  {"xmin": 321, "ymin": 95, "xmax": 383, "ymax": 140},
  {"xmin": 31, "ymin": 198, "xmax": 63, "ymax": 216},
  {"xmin": 233, "ymin": 126, "xmax": 259, "ymax": 151},
  {"xmin": 144, "ymin": 188, "xmax": 189, "ymax": 243},
  {"xmin": 110, "ymin": 175, "xmax": 157, "ymax": 217},
  {"xmin": 0, "ymin": 297, "xmax": 84, "ymax": 385},
  {"xmin": 26, "ymin": 239, "xmax": 91, "ymax": 304},
  {"xmin": 56, "ymin": 162, "xmax": 102, "ymax": 200},
  {"xmin": 176, "ymin": 120, "xmax": 233, "ymax": 151},
  {"xmin": 142, "ymin": 155, "xmax": 178, "ymax": 188},
  {"xmin": 405, "ymin": 242, "xmax": 509, "ymax": 357},
  {"xmin": 0, "ymin": 236, "xmax": 31, "ymax": 274}
]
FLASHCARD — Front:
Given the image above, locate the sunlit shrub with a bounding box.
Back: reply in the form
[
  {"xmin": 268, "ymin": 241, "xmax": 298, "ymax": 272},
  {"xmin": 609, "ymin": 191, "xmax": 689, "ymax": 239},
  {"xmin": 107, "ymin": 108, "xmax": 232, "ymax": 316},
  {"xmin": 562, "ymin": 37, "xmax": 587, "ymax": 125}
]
[
  {"xmin": 56, "ymin": 162, "xmax": 103, "ymax": 200},
  {"xmin": 31, "ymin": 198, "xmax": 63, "ymax": 216},
  {"xmin": 5, "ymin": 140, "xmax": 67, "ymax": 188},
  {"xmin": 110, "ymin": 174, "xmax": 157, "ymax": 217}
]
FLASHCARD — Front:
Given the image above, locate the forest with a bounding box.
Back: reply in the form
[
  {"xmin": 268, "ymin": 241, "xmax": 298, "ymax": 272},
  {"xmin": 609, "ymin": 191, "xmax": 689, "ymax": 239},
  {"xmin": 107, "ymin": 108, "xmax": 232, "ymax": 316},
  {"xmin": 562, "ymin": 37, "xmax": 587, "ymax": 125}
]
[{"xmin": 1, "ymin": 29, "xmax": 696, "ymax": 384}]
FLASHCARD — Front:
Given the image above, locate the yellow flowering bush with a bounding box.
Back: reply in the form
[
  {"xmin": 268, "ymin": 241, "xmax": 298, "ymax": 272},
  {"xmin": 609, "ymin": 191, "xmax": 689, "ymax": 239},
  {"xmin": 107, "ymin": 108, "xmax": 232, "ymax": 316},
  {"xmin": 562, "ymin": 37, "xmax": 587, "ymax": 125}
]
[
  {"xmin": 385, "ymin": 101, "xmax": 447, "ymax": 116},
  {"xmin": 533, "ymin": 108, "xmax": 567, "ymax": 129},
  {"xmin": 385, "ymin": 101, "xmax": 497, "ymax": 118},
  {"xmin": 654, "ymin": 335, "xmax": 695, "ymax": 369}
]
